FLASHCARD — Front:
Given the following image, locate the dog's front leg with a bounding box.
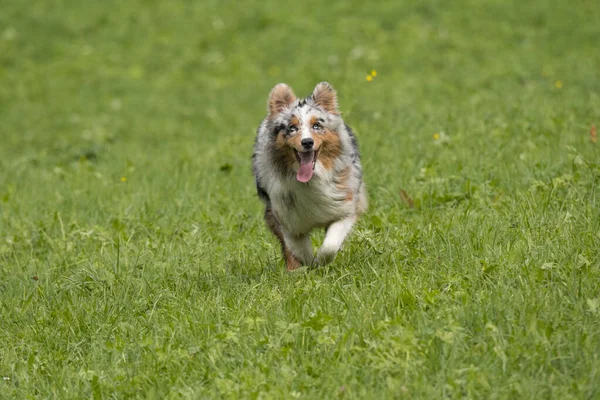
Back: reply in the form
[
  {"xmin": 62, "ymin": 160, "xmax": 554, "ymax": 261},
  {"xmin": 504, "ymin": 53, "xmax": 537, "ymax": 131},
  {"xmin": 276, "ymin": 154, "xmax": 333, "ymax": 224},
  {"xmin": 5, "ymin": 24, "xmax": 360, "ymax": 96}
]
[
  {"xmin": 315, "ymin": 216, "xmax": 356, "ymax": 266},
  {"xmin": 282, "ymin": 229, "xmax": 313, "ymax": 267}
]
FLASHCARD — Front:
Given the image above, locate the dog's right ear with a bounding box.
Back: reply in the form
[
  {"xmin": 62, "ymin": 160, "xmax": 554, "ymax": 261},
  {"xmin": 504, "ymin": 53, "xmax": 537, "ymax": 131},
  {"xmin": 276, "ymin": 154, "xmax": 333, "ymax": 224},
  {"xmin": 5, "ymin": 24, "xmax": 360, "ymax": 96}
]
[
  {"xmin": 268, "ymin": 84, "xmax": 296, "ymax": 118},
  {"xmin": 312, "ymin": 82, "xmax": 339, "ymax": 114}
]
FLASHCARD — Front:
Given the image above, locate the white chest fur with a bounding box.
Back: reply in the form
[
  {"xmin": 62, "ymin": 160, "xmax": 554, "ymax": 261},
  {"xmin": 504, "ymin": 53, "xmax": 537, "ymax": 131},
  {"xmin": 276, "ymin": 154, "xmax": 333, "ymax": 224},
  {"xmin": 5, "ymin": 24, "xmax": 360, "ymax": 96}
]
[{"xmin": 270, "ymin": 171, "xmax": 352, "ymax": 235}]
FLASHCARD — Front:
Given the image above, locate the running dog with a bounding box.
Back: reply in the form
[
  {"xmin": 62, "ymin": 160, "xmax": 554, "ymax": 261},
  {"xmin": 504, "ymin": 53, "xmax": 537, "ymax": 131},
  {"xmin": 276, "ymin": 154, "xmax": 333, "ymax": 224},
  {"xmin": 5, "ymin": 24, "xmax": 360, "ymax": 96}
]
[{"xmin": 252, "ymin": 82, "xmax": 367, "ymax": 270}]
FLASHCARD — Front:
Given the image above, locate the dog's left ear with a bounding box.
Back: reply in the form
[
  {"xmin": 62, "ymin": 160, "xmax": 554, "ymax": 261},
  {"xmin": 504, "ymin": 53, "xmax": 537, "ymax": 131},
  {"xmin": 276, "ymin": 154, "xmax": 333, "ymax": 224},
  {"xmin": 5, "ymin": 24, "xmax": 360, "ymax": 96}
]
[
  {"xmin": 268, "ymin": 83, "xmax": 296, "ymax": 118},
  {"xmin": 312, "ymin": 82, "xmax": 339, "ymax": 114}
]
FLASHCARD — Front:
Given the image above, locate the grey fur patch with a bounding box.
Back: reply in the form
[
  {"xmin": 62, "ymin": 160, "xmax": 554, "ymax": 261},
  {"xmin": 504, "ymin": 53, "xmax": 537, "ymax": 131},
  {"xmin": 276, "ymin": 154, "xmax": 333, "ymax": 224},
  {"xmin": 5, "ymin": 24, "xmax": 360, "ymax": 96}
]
[{"xmin": 282, "ymin": 191, "xmax": 296, "ymax": 210}]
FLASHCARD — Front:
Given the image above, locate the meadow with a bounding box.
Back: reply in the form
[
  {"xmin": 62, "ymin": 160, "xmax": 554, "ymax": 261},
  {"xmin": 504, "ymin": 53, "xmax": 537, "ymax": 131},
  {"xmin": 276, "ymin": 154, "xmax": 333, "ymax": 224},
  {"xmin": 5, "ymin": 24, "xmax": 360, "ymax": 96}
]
[{"xmin": 1, "ymin": 0, "xmax": 600, "ymax": 398}]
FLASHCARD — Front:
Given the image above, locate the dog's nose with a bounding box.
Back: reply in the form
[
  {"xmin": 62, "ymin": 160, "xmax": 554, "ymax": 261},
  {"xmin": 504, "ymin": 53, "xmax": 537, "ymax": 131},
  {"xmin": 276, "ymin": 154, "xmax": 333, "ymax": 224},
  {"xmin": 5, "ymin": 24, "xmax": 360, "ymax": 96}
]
[{"xmin": 301, "ymin": 138, "xmax": 314, "ymax": 149}]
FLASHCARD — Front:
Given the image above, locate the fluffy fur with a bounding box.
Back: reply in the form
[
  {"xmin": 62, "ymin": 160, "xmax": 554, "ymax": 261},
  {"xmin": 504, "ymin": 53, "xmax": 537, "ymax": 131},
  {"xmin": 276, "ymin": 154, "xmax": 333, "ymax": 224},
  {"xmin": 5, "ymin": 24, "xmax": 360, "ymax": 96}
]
[{"xmin": 252, "ymin": 82, "xmax": 367, "ymax": 270}]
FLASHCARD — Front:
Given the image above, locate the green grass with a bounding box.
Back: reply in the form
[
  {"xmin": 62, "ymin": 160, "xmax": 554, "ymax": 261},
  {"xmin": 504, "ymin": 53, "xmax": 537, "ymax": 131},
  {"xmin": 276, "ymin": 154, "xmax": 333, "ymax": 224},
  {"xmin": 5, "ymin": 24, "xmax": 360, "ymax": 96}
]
[{"xmin": 1, "ymin": 0, "xmax": 600, "ymax": 398}]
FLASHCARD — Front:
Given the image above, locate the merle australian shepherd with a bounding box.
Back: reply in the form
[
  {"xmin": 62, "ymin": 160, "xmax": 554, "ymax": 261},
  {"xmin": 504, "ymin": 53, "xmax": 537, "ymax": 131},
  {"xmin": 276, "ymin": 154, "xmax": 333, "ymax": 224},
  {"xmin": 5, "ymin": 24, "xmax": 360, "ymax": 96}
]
[{"xmin": 252, "ymin": 82, "xmax": 367, "ymax": 270}]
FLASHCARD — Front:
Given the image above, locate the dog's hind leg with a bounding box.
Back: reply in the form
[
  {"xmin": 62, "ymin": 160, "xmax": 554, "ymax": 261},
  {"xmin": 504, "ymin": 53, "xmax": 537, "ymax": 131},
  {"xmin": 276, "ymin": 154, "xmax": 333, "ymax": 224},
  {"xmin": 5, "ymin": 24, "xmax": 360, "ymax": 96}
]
[
  {"xmin": 315, "ymin": 215, "xmax": 357, "ymax": 265},
  {"xmin": 264, "ymin": 207, "xmax": 302, "ymax": 271}
]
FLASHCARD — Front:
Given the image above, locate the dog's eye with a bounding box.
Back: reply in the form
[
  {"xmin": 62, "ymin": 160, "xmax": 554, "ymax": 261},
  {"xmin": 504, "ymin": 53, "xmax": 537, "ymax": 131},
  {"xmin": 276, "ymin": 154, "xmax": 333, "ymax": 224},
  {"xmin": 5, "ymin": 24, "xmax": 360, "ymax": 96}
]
[
  {"xmin": 312, "ymin": 123, "xmax": 322, "ymax": 130},
  {"xmin": 289, "ymin": 125, "xmax": 298, "ymax": 133}
]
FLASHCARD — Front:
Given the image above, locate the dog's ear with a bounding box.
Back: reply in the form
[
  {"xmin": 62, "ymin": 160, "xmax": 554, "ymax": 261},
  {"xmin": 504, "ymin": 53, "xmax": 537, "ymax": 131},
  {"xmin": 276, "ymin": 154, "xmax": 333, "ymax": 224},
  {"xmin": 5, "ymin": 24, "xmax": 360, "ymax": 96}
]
[
  {"xmin": 311, "ymin": 82, "xmax": 339, "ymax": 114},
  {"xmin": 268, "ymin": 84, "xmax": 296, "ymax": 118}
]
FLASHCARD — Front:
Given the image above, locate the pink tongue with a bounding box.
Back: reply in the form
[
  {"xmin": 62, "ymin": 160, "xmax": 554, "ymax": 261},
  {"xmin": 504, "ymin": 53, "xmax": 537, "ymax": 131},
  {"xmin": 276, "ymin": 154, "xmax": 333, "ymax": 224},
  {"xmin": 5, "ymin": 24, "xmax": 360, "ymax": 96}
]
[{"xmin": 296, "ymin": 151, "xmax": 314, "ymax": 183}]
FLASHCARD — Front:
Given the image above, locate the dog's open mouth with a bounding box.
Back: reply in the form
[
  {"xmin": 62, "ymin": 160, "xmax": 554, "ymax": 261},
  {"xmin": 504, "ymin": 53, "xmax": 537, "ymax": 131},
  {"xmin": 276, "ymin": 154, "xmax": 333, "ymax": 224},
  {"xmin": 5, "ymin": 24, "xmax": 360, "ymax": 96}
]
[{"xmin": 294, "ymin": 149, "xmax": 318, "ymax": 183}]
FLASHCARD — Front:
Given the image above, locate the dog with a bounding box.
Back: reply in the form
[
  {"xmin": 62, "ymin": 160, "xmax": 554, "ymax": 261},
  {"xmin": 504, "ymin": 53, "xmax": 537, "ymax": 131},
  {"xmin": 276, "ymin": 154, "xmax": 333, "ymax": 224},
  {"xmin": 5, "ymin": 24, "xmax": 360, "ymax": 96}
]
[{"xmin": 252, "ymin": 82, "xmax": 367, "ymax": 270}]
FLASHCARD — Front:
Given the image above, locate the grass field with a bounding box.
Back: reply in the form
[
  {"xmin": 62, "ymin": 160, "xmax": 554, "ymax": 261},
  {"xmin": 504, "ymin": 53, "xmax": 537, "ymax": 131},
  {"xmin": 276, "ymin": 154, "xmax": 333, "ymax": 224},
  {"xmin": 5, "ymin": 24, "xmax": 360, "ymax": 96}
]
[{"xmin": 1, "ymin": 0, "xmax": 600, "ymax": 398}]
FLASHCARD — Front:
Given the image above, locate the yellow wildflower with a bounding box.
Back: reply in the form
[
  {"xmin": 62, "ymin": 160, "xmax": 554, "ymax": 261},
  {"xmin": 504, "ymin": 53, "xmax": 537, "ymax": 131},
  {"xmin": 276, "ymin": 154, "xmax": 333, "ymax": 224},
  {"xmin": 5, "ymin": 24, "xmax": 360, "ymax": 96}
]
[
  {"xmin": 555, "ymin": 80, "xmax": 563, "ymax": 89},
  {"xmin": 120, "ymin": 176, "xmax": 127, "ymax": 182},
  {"xmin": 433, "ymin": 133, "xmax": 440, "ymax": 140},
  {"xmin": 366, "ymin": 75, "xmax": 373, "ymax": 82},
  {"xmin": 371, "ymin": 69, "xmax": 377, "ymax": 77}
]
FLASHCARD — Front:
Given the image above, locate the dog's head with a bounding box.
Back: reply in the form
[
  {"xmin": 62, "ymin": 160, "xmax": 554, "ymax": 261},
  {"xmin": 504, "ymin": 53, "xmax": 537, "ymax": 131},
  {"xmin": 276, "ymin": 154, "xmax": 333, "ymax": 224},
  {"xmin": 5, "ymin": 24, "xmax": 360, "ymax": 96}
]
[{"xmin": 267, "ymin": 82, "xmax": 344, "ymax": 183}]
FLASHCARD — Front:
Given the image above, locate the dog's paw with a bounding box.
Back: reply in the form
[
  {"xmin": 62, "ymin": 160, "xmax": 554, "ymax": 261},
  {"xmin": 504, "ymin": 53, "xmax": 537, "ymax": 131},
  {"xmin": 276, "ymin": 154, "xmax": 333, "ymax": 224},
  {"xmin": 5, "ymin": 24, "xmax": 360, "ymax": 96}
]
[
  {"xmin": 314, "ymin": 247, "xmax": 338, "ymax": 266},
  {"xmin": 286, "ymin": 256, "xmax": 303, "ymax": 271}
]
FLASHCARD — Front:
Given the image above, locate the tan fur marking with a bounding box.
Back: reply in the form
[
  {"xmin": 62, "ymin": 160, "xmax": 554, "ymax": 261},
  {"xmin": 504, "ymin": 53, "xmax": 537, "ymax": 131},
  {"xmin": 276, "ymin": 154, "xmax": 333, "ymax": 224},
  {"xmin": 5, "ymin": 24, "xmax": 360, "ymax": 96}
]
[
  {"xmin": 286, "ymin": 133, "xmax": 303, "ymax": 152},
  {"xmin": 272, "ymin": 130, "xmax": 296, "ymax": 171},
  {"xmin": 334, "ymin": 166, "xmax": 354, "ymax": 202},
  {"xmin": 335, "ymin": 166, "xmax": 351, "ymax": 191},
  {"xmin": 280, "ymin": 117, "xmax": 303, "ymax": 162},
  {"xmin": 316, "ymin": 128, "xmax": 342, "ymax": 170},
  {"xmin": 271, "ymin": 121, "xmax": 305, "ymax": 172}
]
